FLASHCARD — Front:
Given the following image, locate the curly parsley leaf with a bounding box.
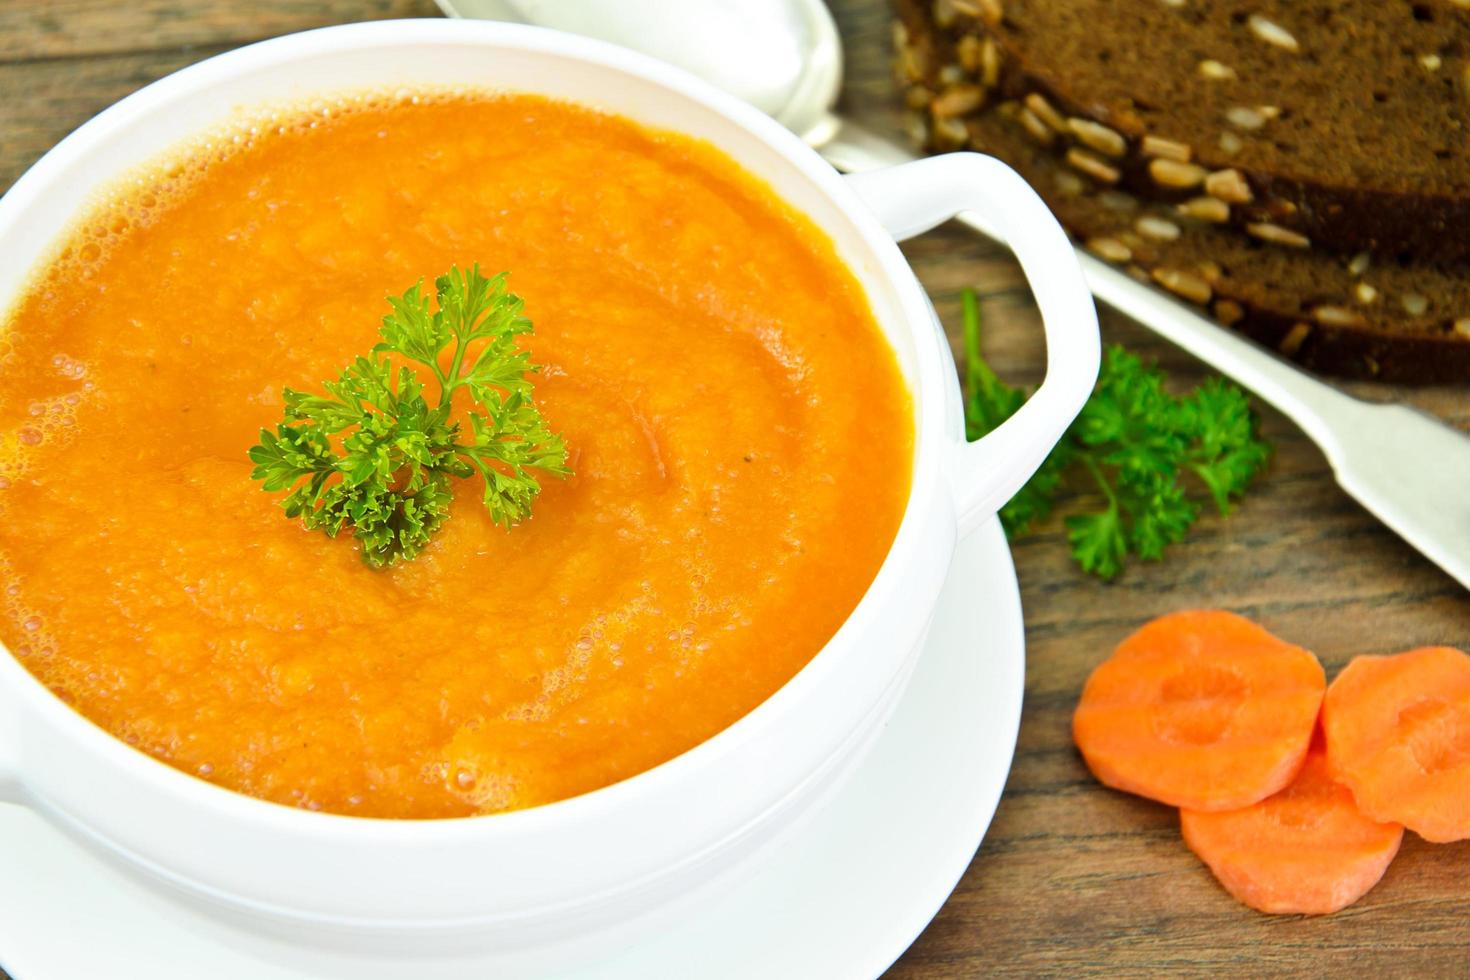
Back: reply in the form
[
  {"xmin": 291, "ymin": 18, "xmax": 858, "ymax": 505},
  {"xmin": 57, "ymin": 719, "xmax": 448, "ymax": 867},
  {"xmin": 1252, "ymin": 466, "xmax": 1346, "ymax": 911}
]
[
  {"xmin": 249, "ymin": 265, "xmax": 569, "ymax": 568},
  {"xmin": 961, "ymin": 286, "xmax": 1059, "ymax": 535},
  {"xmin": 962, "ymin": 287, "xmax": 1026, "ymax": 439},
  {"xmin": 959, "ymin": 288, "xmax": 1271, "ymax": 580},
  {"xmin": 1065, "ymin": 505, "xmax": 1128, "ymax": 580},
  {"xmin": 1180, "ymin": 377, "xmax": 1274, "ymax": 515}
]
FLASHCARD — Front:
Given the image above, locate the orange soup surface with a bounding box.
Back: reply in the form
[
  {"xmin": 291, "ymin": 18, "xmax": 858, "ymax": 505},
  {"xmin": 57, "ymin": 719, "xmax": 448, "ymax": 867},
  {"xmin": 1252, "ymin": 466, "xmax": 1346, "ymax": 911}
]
[{"xmin": 0, "ymin": 94, "xmax": 912, "ymax": 818}]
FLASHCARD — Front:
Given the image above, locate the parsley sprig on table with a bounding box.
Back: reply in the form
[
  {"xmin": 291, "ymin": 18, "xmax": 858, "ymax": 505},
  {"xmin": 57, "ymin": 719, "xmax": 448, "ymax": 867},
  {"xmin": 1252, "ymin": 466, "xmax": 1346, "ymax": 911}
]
[
  {"xmin": 249, "ymin": 266, "xmax": 570, "ymax": 567},
  {"xmin": 961, "ymin": 288, "xmax": 1271, "ymax": 580}
]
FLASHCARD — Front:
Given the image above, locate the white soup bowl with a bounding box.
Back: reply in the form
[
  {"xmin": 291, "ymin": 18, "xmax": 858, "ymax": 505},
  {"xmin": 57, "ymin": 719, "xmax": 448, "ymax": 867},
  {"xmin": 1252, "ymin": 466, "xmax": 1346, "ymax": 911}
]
[{"xmin": 0, "ymin": 18, "xmax": 1098, "ymax": 956}]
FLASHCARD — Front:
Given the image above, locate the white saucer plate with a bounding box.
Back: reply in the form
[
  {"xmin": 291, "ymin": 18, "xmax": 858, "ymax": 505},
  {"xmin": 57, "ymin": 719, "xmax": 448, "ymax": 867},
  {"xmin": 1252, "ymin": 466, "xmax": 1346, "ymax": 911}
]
[{"xmin": 0, "ymin": 519, "xmax": 1024, "ymax": 979}]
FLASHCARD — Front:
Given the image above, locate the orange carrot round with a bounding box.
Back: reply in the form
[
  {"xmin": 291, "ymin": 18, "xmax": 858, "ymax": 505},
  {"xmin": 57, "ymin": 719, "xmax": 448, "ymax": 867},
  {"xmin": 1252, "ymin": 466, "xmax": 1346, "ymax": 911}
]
[
  {"xmin": 1181, "ymin": 744, "xmax": 1403, "ymax": 915},
  {"xmin": 1321, "ymin": 646, "xmax": 1470, "ymax": 843},
  {"xmin": 1073, "ymin": 610, "xmax": 1325, "ymax": 811}
]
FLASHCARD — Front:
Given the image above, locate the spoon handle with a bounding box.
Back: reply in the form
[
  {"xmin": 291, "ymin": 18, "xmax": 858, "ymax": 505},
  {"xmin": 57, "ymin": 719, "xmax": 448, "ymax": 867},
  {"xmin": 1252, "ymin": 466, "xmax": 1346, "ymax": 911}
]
[{"xmin": 819, "ymin": 115, "xmax": 1470, "ymax": 590}]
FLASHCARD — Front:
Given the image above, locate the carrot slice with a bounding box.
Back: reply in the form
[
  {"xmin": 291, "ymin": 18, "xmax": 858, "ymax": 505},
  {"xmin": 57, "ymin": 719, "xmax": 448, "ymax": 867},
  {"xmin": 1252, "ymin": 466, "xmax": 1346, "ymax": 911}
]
[
  {"xmin": 1321, "ymin": 646, "xmax": 1470, "ymax": 843},
  {"xmin": 1181, "ymin": 744, "xmax": 1403, "ymax": 914},
  {"xmin": 1073, "ymin": 610, "xmax": 1325, "ymax": 810}
]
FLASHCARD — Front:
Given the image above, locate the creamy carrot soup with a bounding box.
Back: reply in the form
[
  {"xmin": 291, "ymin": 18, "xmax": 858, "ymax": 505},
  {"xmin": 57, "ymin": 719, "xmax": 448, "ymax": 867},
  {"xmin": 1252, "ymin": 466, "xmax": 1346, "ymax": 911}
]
[{"xmin": 0, "ymin": 94, "xmax": 912, "ymax": 818}]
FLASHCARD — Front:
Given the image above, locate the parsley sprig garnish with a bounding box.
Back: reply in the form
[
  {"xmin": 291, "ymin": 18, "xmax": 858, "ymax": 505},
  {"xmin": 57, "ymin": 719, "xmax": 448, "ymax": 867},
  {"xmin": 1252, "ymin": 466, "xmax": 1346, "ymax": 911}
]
[
  {"xmin": 961, "ymin": 288, "xmax": 1271, "ymax": 579},
  {"xmin": 249, "ymin": 266, "xmax": 569, "ymax": 567}
]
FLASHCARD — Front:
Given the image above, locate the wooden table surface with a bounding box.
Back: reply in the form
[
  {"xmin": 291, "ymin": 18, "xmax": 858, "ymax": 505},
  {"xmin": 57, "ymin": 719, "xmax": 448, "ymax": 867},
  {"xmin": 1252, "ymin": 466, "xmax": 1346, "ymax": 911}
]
[{"xmin": 2, "ymin": 1, "xmax": 1468, "ymax": 976}]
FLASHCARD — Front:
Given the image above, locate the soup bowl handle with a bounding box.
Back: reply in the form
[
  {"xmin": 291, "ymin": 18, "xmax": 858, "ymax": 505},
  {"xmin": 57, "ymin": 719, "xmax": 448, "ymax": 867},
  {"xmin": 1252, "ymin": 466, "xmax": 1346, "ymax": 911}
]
[{"xmin": 846, "ymin": 153, "xmax": 1100, "ymax": 536}]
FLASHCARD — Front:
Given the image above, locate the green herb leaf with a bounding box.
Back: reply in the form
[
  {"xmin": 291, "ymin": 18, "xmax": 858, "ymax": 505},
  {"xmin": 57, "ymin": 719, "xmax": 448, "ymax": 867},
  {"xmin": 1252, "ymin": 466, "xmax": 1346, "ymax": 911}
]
[
  {"xmin": 962, "ymin": 286, "xmax": 1026, "ymax": 440},
  {"xmin": 1065, "ymin": 506, "xmax": 1127, "ymax": 580},
  {"xmin": 249, "ymin": 265, "xmax": 570, "ymax": 567},
  {"xmin": 959, "ymin": 288, "xmax": 1271, "ymax": 579},
  {"xmin": 1180, "ymin": 377, "xmax": 1273, "ymax": 515},
  {"xmin": 959, "ymin": 288, "xmax": 1058, "ymax": 535}
]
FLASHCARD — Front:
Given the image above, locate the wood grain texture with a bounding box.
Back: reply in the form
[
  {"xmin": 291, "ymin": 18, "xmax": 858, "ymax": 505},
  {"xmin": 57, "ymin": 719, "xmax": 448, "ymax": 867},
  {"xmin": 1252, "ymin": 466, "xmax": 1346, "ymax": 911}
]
[
  {"xmin": 0, "ymin": 1, "xmax": 1467, "ymax": 976},
  {"xmin": 0, "ymin": 0, "xmax": 438, "ymax": 61},
  {"xmin": 0, "ymin": 0, "xmax": 440, "ymax": 190}
]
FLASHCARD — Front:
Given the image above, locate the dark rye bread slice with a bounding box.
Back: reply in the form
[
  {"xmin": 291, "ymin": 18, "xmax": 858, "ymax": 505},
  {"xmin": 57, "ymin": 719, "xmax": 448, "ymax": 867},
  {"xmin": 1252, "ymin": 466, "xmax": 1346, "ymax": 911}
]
[
  {"xmin": 894, "ymin": 0, "xmax": 1470, "ymax": 383},
  {"xmin": 940, "ymin": 106, "xmax": 1470, "ymax": 381},
  {"xmin": 964, "ymin": 109, "xmax": 1470, "ymax": 381},
  {"xmin": 896, "ymin": 0, "xmax": 1470, "ymax": 264}
]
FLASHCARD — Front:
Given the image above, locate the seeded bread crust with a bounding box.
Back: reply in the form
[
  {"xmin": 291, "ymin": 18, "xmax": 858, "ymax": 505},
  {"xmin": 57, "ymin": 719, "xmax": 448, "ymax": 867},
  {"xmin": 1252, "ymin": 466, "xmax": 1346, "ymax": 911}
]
[
  {"xmin": 897, "ymin": 0, "xmax": 1470, "ymax": 265},
  {"xmin": 965, "ymin": 110, "xmax": 1470, "ymax": 381},
  {"xmin": 896, "ymin": 1, "xmax": 1470, "ymax": 382}
]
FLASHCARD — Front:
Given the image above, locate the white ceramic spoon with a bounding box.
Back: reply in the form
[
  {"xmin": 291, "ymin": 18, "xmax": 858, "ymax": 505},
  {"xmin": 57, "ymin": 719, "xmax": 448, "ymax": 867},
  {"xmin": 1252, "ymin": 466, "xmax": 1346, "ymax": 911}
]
[{"xmin": 438, "ymin": 0, "xmax": 1470, "ymax": 592}]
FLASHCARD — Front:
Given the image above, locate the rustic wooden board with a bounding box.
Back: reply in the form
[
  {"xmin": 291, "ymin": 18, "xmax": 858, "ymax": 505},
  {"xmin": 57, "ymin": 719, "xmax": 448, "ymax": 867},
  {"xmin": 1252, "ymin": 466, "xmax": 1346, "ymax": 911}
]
[
  {"xmin": 0, "ymin": 0, "xmax": 437, "ymax": 59},
  {"xmin": 1, "ymin": 1, "xmax": 1467, "ymax": 976}
]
